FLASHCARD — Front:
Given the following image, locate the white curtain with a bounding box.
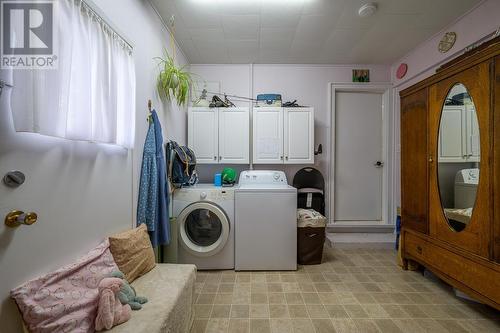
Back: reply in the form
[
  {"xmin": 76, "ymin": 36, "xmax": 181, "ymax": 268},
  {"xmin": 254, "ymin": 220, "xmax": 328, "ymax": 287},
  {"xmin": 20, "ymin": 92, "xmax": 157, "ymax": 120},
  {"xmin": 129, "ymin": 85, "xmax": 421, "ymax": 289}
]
[{"xmin": 10, "ymin": 0, "xmax": 135, "ymax": 148}]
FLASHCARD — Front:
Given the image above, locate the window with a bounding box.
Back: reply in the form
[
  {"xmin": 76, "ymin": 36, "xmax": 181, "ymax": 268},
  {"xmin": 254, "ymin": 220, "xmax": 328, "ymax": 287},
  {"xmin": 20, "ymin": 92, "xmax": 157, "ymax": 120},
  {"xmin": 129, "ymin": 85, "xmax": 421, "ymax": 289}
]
[{"xmin": 8, "ymin": 0, "xmax": 135, "ymax": 148}]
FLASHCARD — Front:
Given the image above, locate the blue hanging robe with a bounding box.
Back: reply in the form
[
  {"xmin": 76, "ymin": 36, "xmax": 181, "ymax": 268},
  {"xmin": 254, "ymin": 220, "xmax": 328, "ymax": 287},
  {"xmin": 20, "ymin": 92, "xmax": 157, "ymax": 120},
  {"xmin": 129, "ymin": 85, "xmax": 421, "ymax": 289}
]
[{"xmin": 137, "ymin": 110, "xmax": 170, "ymax": 246}]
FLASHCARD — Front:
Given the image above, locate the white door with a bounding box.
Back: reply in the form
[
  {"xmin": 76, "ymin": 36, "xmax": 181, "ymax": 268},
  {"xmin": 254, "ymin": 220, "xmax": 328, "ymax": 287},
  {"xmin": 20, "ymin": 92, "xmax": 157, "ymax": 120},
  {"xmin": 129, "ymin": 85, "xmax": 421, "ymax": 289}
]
[
  {"xmin": 284, "ymin": 107, "xmax": 314, "ymax": 164},
  {"xmin": 188, "ymin": 107, "xmax": 218, "ymax": 164},
  {"xmin": 253, "ymin": 107, "xmax": 283, "ymax": 164},
  {"xmin": 334, "ymin": 91, "xmax": 383, "ymax": 224},
  {"xmin": 439, "ymin": 106, "xmax": 465, "ymax": 162},
  {"xmin": 219, "ymin": 107, "xmax": 249, "ymax": 164}
]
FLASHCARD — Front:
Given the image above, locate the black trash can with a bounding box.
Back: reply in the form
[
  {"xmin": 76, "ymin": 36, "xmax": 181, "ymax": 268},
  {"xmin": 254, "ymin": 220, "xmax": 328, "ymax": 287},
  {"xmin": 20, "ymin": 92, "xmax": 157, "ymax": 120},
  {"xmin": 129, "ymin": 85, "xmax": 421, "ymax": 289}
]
[{"xmin": 297, "ymin": 209, "xmax": 327, "ymax": 265}]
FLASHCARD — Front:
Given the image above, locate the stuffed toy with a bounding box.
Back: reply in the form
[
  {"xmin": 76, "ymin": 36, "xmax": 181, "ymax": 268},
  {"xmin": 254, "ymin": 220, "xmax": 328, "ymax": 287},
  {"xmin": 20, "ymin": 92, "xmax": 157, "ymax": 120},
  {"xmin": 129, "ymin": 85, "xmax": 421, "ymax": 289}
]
[
  {"xmin": 110, "ymin": 270, "xmax": 148, "ymax": 310},
  {"xmin": 95, "ymin": 277, "xmax": 132, "ymax": 331}
]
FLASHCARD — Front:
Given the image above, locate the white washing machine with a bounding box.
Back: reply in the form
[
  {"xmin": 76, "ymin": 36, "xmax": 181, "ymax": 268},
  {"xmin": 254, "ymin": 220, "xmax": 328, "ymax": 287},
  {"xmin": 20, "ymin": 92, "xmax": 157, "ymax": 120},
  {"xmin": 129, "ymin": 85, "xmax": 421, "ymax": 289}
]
[
  {"xmin": 454, "ymin": 168, "xmax": 479, "ymax": 208},
  {"xmin": 235, "ymin": 170, "xmax": 297, "ymax": 271},
  {"xmin": 173, "ymin": 184, "xmax": 235, "ymax": 270}
]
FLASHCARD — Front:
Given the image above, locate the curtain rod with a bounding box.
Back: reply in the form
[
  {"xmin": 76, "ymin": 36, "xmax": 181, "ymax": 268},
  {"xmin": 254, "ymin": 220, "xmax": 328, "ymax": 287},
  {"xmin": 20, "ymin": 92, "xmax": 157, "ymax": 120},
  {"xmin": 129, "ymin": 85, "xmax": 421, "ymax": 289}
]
[{"xmin": 79, "ymin": 0, "xmax": 134, "ymax": 51}]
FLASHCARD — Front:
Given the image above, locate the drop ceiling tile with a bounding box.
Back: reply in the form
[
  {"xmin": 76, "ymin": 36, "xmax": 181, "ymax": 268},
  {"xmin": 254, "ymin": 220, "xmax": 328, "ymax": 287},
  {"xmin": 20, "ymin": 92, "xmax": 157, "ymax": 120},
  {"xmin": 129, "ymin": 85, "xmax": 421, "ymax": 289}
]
[
  {"xmin": 293, "ymin": 15, "xmax": 337, "ymax": 41},
  {"xmin": 258, "ymin": 49, "xmax": 290, "ymax": 63},
  {"xmin": 173, "ymin": 0, "xmax": 221, "ymax": 28},
  {"xmin": 321, "ymin": 28, "xmax": 368, "ymax": 55},
  {"xmin": 221, "ymin": 15, "xmax": 260, "ymax": 39},
  {"xmin": 215, "ymin": 0, "xmax": 262, "ymax": 15},
  {"xmin": 261, "ymin": 0, "xmax": 304, "ymax": 16},
  {"xmin": 192, "ymin": 38, "xmax": 230, "ymax": 63},
  {"xmin": 301, "ymin": 0, "xmax": 346, "ymax": 16},
  {"xmin": 261, "ymin": 13, "xmax": 301, "ymax": 28},
  {"xmin": 226, "ymin": 40, "xmax": 260, "ymax": 63},
  {"xmin": 188, "ymin": 28, "xmax": 225, "ymax": 41},
  {"xmin": 260, "ymin": 28, "xmax": 296, "ymax": 42}
]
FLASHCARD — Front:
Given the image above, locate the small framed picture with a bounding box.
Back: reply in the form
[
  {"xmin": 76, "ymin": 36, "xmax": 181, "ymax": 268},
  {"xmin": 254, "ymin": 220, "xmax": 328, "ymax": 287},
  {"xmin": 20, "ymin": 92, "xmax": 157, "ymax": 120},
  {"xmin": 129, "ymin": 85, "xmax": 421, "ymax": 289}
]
[{"xmin": 353, "ymin": 69, "xmax": 370, "ymax": 82}]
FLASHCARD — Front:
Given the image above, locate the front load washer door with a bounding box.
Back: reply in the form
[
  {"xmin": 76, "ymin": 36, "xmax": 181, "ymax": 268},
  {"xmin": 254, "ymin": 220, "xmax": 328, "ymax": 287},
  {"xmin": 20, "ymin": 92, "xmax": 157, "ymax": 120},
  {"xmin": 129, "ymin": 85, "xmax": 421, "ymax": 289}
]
[{"xmin": 178, "ymin": 202, "xmax": 230, "ymax": 257}]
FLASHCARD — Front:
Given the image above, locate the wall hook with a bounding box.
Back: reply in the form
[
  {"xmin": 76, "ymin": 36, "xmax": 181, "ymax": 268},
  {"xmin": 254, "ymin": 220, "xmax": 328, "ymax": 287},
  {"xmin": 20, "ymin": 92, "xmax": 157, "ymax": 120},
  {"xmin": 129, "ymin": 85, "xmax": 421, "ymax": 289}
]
[{"xmin": 314, "ymin": 144, "xmax": 323, "ymax": 156}]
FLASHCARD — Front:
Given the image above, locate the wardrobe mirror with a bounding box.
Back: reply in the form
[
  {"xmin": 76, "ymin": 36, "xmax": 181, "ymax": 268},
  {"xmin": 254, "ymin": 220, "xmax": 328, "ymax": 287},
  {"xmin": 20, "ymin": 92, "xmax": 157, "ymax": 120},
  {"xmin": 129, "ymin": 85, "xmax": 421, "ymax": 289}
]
[{"xmin": 437, "ymin": 83, "xmax": 480, "ymax": 232}]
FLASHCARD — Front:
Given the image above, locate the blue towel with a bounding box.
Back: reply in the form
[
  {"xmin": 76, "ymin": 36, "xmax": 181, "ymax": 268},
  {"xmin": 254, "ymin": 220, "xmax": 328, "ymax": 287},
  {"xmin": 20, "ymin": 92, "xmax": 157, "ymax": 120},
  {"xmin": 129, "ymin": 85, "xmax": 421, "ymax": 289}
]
[{"xmin": 137, "ymin": 110, "xmax": 170, "ymax": 246}]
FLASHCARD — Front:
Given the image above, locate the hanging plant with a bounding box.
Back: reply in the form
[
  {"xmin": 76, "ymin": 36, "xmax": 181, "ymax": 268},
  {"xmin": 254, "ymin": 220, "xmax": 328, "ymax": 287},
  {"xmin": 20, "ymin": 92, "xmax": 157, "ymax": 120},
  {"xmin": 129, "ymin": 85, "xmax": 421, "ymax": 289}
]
[
  {"xmin": 155, "ymin": 15, "xmax": 196, "ymax": 107},
  {"xmin": 156, "ymin": 51, "xmax": 193, "ymax": 106}
]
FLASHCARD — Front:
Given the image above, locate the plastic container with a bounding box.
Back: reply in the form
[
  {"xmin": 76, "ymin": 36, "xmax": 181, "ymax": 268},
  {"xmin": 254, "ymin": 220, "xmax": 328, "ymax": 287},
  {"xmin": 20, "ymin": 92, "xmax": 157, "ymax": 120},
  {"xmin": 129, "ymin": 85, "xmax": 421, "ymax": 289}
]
[
  {"xmin": 214, "ymin": 173, "xmax": 222, "ymax": 186},
  {"xmin": 297, "ymin": 209, "xmax": 327, "ymax": 265}
]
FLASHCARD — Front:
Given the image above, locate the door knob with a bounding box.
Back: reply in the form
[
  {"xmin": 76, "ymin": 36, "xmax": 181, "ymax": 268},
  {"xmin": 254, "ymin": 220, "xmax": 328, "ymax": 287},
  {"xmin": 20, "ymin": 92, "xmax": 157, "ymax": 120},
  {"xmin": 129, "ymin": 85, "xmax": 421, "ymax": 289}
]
[
  {"xmin": 4, "ymin": 210, "xmax": 38, "ymax": 227},
  {"xmin": 374, "ymin": 161, "xmax": 384, "ymax": 167}
]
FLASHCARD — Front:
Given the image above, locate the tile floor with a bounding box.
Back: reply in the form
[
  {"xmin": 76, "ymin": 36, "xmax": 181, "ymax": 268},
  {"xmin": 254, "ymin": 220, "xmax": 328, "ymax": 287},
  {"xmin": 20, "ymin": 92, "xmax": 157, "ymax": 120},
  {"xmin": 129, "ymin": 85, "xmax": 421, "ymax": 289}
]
[{"xmin": 190, "ymin": 246, "xmax": 500, "ymax": 333}]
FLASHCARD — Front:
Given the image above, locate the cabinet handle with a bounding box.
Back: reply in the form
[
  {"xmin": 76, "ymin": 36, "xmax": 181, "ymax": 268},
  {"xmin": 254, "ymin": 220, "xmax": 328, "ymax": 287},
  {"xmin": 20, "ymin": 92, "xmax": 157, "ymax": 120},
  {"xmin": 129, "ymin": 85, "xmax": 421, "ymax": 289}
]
[
  {"xmin": 280, "ymin": 156, "xmax": 283, "ymax": 160},
  {"xmin": 214, "ymin": 156, "xmax": 217, "ymax": 160},
  {"xmin": 416, "ymin": 245, "xmax": 422, "ymax": 254},
  {"xmin": 285, "ymin": 156, "xmax": 289, "ymax": 160},
  {"xmin": 428, "ymin": 157, "xmax": 433, "ymax": 163},
  {"xmin": 219, "ymin": 156, "xmax": 222, "ymax": 161}
]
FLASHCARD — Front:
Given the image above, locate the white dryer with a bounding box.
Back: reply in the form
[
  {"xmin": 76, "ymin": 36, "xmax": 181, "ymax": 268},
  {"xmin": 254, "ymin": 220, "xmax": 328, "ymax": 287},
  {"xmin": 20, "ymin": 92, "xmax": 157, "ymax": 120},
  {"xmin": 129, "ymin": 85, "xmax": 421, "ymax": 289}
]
[
  {"xmin": 235, "ymin": 170, "xmax": 297, "ymax": 271},
  {"xmin": 173, "ymin": 184, "xmax": 235, "ymax": 270}
]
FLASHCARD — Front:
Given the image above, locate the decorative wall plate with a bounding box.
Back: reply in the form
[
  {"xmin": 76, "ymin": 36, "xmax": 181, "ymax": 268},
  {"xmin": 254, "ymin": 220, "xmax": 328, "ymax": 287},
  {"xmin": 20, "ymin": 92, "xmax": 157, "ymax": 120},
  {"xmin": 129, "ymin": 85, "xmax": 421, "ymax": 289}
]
[
  {"xmin": 396, "ymin": 63, "xmax": 408, "ymax": 79},
  {"xmin": 438, "ymin": 32, "xmax": 457, "ymax": 53}
]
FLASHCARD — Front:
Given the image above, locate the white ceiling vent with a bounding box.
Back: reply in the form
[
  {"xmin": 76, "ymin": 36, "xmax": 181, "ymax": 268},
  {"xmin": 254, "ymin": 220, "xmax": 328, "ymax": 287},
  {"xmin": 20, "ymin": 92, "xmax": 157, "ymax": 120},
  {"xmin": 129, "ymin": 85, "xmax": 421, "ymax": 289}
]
[{"xmin": 358, "ymin": 3, "xmax": 378, "ymax": 18}]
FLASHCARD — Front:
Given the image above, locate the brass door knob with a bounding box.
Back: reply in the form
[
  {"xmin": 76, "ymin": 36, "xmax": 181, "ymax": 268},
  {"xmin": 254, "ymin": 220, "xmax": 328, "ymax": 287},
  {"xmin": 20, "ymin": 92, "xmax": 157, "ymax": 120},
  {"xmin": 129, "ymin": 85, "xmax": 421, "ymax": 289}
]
[
  {"xmin": 429, "ymin": 157, "xmax": 434, "ymax": 162},
  {"xmin": 5, "ymin": 210, "xmax": 38, "ymax": 227}
]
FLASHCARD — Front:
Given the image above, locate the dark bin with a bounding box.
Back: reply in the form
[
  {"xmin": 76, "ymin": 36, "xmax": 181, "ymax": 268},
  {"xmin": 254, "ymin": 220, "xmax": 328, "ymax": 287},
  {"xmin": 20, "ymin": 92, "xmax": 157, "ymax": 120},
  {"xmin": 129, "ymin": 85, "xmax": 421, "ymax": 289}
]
[
  {"xmin": 297, "ymin": 226, "xmax": 326, "ymax": 265},
  {"xmin": 297, "ymin": 209, "xmax": 327, "ymax": 265}
]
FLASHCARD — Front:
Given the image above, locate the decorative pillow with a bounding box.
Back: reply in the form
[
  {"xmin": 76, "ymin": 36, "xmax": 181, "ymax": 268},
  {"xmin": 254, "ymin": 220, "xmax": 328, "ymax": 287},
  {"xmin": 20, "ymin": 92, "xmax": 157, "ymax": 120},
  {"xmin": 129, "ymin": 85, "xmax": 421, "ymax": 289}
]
[
  {"xmin": 11, "ymin": 240, "xmax": 117, "ymax": 333},
  {"xmin": 108, "ymin": 224, "xmax": 156, "ymax": 283}
]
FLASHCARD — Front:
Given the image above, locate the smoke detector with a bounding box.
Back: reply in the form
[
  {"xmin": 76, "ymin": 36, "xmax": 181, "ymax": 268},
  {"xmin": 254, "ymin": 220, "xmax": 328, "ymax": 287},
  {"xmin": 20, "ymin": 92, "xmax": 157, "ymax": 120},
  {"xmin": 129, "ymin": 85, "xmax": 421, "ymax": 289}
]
[{"xmin": 358, "ymin": 3, "xmax": 377, "ymax": 17}]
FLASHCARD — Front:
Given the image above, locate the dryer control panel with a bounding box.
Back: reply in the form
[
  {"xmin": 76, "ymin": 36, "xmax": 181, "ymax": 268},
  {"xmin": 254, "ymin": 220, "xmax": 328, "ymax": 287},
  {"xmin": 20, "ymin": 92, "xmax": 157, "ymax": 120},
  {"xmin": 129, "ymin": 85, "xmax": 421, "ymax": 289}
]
[
  {"xmin": 174, "ymin": 185, "xmax": 235, "ymax": 202},
  {"xmin": 239, "ymin": 170, "xmax": 288, "ymax": 185}
]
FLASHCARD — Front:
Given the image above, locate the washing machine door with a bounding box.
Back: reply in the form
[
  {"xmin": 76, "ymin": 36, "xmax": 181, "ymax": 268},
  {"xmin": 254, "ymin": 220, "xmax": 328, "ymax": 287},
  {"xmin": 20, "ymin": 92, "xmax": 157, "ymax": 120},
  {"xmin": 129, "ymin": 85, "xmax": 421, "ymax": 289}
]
[{"xmin": 178, "ymin": 202, "xmax": 230, "ymax": 257}]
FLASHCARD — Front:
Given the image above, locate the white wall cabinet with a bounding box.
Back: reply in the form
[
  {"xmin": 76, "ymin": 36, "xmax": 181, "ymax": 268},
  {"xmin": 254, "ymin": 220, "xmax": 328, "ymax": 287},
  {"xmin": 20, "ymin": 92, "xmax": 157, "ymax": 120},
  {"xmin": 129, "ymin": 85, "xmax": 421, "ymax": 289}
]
[
  {"xmin": 218, "ymin": 107, "xmax": 250, "ymax": 164},
  {"xmin": 253, "ymin": 107, "xmax": 314, "ymax": 164},
  {"xmin": 284, "ymin": 107, "xmax": 315, "ymax": 164},
  {"xmin": 188, "ymin": 107, "xmax": 249, "ymax": 164},
  {"xmin": 438, "ymin": 105, "xmax": 479, "ymax": 163}
]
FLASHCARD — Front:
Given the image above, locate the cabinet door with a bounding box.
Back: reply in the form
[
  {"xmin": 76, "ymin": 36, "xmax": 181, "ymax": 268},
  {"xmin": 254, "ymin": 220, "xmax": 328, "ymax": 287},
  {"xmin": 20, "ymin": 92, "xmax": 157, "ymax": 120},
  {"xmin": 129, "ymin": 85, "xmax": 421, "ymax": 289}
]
[
  {"xmin": 401, "ymin": 88, "xmax": 429, "ymax": 234},
  {"xmin": 438, "ymin": 106, "xmax": 466, "ymax": 162},
  {"xmin": 466, "ymin": 105, "xmax": 480, "ymax": 161},
  {"xmin": 219, "ymin": 107, "xmax": 250, "ymax": 164},
  {"xmin": 253, "ymin": 107, "xmax": 283, "ymax": 164},
  {"xmin": 284, "ymin": 107, "xmax": 314, "ymax": 164},
  {"xmin": 188, "ymin": 107, "xmax": 218, "ymax": 164}
]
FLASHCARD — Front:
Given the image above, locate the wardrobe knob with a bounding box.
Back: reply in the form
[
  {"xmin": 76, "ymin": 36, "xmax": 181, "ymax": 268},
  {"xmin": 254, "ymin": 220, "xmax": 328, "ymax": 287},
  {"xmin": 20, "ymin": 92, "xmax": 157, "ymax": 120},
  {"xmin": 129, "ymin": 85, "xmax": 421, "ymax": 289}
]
[{"xmin": 428, "ymin": 157, "xmax": 433, "ymax": 163}]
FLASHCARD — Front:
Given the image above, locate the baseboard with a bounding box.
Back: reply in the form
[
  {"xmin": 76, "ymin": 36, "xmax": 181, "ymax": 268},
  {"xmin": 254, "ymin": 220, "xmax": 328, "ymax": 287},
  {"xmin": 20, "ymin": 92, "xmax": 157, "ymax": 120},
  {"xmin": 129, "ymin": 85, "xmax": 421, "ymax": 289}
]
[{"xmin": 327, "ymin": 224, "xmax": 395, "ymax": 233}]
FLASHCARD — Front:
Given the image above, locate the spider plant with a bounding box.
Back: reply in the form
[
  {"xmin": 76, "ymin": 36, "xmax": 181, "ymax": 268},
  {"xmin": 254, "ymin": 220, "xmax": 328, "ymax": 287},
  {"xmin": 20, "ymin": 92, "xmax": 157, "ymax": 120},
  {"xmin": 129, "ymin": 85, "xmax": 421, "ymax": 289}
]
[{"xmin": 156, "ymin": 52, "xmax": 193, "ymax": 106}]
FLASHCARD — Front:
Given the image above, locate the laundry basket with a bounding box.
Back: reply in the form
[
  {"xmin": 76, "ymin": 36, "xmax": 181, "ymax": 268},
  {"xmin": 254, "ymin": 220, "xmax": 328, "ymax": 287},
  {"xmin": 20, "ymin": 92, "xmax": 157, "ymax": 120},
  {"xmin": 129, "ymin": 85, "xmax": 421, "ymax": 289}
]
[{"xmin": 297, "ymin": 209, "xmax": 327, "ymax": 265}]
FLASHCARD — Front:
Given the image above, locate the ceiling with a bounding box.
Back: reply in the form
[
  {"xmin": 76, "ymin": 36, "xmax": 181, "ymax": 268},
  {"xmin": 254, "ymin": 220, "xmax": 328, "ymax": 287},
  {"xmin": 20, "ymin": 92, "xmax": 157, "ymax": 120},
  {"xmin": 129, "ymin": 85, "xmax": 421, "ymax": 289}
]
[{"xmin": 151, "ymin": 0, "xmax": 481, "ymax": 64}]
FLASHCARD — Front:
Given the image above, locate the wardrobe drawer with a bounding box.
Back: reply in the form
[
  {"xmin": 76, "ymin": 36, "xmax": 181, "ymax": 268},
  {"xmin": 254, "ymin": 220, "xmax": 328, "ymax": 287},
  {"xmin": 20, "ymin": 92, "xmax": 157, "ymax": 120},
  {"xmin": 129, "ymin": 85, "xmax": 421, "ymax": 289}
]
[
  {"xmin": 403, "ymin": 231, "xmax": 500, "ymax": 306},
  {"xmin": 404, "ymin": 231, "xmax": 428, "ymax": 262}
]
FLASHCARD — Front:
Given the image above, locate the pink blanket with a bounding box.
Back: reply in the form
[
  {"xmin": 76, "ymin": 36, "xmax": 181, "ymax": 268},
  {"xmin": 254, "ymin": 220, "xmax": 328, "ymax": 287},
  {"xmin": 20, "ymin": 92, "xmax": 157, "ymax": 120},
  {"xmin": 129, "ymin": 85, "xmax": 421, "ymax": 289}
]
[{"xmin": 11, "ymin": 240, "xmax": 117, "ymax": 333}]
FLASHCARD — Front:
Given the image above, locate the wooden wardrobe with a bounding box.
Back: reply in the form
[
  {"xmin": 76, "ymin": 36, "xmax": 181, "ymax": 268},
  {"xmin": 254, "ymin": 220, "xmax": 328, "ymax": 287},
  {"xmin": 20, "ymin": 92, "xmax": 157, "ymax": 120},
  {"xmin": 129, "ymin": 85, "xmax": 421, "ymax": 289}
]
[{"xmin": 400, "ymin": 36, "xmax": 500, "ymax": 310}]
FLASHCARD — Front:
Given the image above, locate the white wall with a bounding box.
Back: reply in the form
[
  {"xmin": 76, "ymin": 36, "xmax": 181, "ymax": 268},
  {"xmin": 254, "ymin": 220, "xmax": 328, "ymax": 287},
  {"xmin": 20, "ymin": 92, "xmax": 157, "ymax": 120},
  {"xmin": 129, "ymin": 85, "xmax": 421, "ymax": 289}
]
[
  {"xmin": 190, "ymin": 64, "xmax": 391, "ymax": 217},
  {"xmin": 391, "ymin": 0, "xmax": 500, "ymax": 208},
  {"xmin": 0, "ymin": 0, "xmax": 187, "ymax": 331}
]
